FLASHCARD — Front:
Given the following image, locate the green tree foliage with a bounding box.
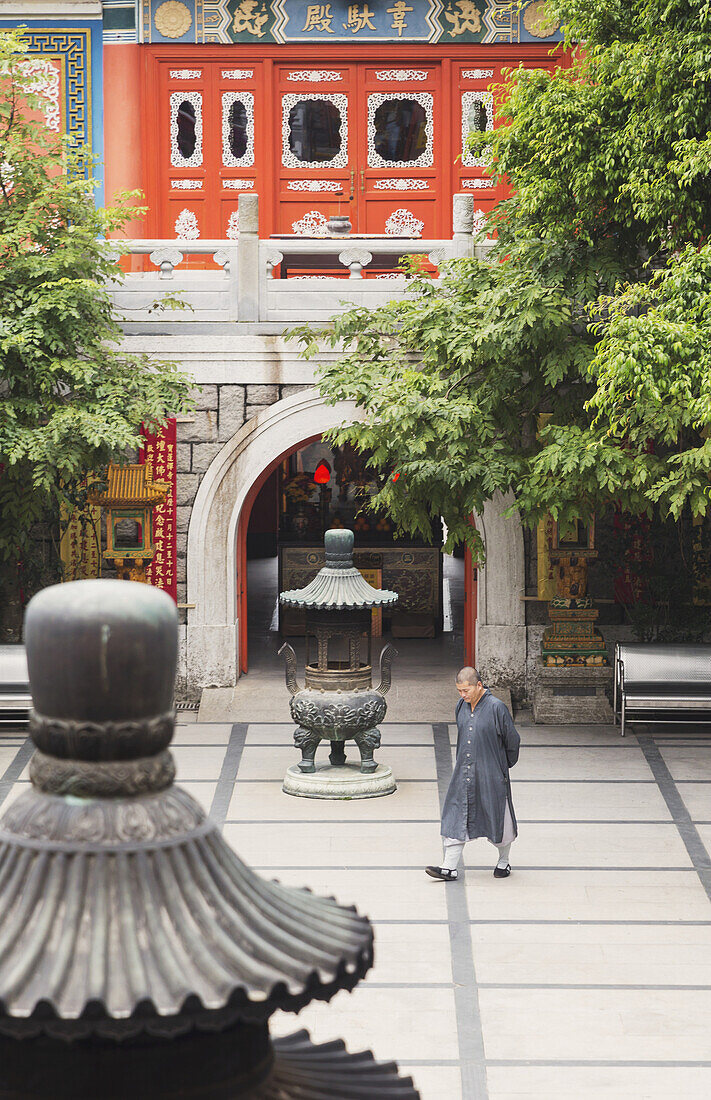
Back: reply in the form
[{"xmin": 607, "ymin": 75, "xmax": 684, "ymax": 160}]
[
  {"xmin": 291, "ymin": 0, "xmax": 711, "ymax": 557},
  {"xmin": 0, "ymin": 30, "xmax": 193, "ymax": 615}
]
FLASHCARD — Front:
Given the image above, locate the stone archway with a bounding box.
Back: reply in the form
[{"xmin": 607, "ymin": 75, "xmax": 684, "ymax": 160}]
[
  {"xmin": 475, "ymin": 492, "xmax": 526, "ymax": 701},
  {"xmin": 184, "ymin": 389, "xmax": 525, "ymax": 696},
  {"xmin": 185, "ymin": 389, "xmax": 363, "ymax": 692}
]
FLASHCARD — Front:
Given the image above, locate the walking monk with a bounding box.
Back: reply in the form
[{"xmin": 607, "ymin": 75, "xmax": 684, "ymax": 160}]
[{"xmin": 426, "ymin": 667, "xmax": 520, "ymax": 882}]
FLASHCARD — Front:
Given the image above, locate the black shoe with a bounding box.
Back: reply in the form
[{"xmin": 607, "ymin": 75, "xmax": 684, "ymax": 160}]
[
  {"xmin": 425, "ymin": 866, "xmax": 458, "ymax": 881},
  {"xmin": 493, "ymin": 863, "xmax": 511, "ymax": 878}
]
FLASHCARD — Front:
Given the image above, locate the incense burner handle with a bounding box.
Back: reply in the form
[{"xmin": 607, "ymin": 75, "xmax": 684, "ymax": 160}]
[
  {"xmin": 375, "ymin": 644, "xmax": 398, "ymax": 696},
  {"xmin": 278, "ymin": 642, "xmax": 301, "ymax": 695}
]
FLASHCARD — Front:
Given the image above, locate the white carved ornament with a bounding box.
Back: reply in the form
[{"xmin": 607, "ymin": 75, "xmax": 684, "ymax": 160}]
[
  {"xmin": 282, "ymin": 94, "xmax": 348, "ymax": 170},
  {"xmin": 385, "ymin": 208, "xmax": 424, "ymax": 237},
  {"xmin": 171, "ymin": 180, "xmax": 203, "ymax": 189},
  {"xmin": 291, "ymin": 210, "xmax": 329, "ymax": 236},
  {"xmin": 222, "ymin": 92, "xmax": 255, "ymax": 167},
  {"xmin": 174, "ymin": 208, "xmax": 199, "ymax": 239},
  {"xmin": 224, "ymin": 179, "xmax": 255, "ymax": 189},
  {"xmin": 287, "ymin": 180, "xmax": 342, "ymax": 192},
  {"xmin": 373, "ymin": 179, "xmax": 428, "ymax": 190},
  {"xmin": 170, "ymin": 91, "xmax": 203, "ymax": 168},
  {"xmin": 462, "ymin": 69, "xmax": 494, "ymax": 79},
  {"xmin": 150, "ymin": 248, "xmax": 183, "ymax": 276},
  {"xmin": 462, "ymin": 179, "xmax": 494, "ymax": 189},
  {"xmin": 0, "ymin": 163, "xmax": 14, "ymax": 193},
  {"xmin": 462, "ymin": 91, "xmax": 494, "ymax": 168},
  {"xmin": 226, "ymin": 210, "xmax": 240, "ymax": 239},
  {"xmin": 287, "ymin": 71, "xmax": 342, "ymax": 82},
  {"xmin": 170, "ymin": 69, "xmax": 202, "ymax": 79},
  {"xmin": 473, "ymin": 208, "xmax": 486, "ymax": 232},
  {"xmin": 375, "ymin": 70, "xmax": 428, "ymax": 81},
  {"xmin": 368, "ymin": 92, "xmax": 434, "ymax": 169},
  {"xmin": 222, "ymin": 69, "xmax": 254, "ymax": 79},
  {"xmin": 20, "ymin": 59, "xmax": 61, "ymax": 132}
]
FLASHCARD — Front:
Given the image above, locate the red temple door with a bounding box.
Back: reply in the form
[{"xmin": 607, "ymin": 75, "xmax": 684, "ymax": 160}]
[
  {"xmin": 155, "ymin": 62, "xmax": 265, "ymax": 241},
  {"xmin": 275, "ymin": 63, "xmax": 357, "ymax": 236},
  {"xmin": 356, "ymin": 62, "xmax": 443, "ymax": 238},
  {"xmin": 273, "ymin": 61, "xmax": 444, "ymax": 238}
]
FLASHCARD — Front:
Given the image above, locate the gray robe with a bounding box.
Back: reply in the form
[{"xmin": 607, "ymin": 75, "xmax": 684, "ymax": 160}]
[{"xmin": 441, "ymin": 689, "xmax": 520, "ymax": 844}]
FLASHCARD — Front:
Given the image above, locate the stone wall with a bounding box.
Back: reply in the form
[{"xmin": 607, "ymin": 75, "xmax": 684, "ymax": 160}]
[{"xmin": 175, "ymin": 381, "xmax": 306, "ymax": 609}]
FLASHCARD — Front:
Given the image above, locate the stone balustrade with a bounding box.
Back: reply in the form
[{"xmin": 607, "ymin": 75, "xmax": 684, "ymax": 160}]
[{"xmin": 110, "ymin": 193, "xmax": 492, "ymax": 328}]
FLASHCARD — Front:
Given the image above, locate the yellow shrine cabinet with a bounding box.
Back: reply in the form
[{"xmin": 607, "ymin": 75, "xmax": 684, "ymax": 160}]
[{"xmin": 89, "ymin": 464, "xmax": 168, "ymax": 584}]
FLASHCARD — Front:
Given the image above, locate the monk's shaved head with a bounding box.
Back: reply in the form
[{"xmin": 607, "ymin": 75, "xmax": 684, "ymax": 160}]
[{"xmin": 456, "ymin": 666, "xmax": 482, "ymax": 686}]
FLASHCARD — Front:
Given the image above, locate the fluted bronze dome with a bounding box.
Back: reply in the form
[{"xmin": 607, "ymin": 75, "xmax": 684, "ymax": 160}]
[
  {"xmin": 0, "ymin": 578, "xmax": 419, "ymax": 1098},
  {"xmin": 280, "ymin": 529, "xmax": 398, "ymax": 610},
  {"xmin": 0, "ymin": 580, "xmax": 372, "ymax": 1040}
]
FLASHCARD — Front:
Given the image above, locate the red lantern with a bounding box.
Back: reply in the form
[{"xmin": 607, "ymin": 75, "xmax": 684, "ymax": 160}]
[{"xmin": 313, "ymin": 461, "xmax": 331, "ymax": 485}]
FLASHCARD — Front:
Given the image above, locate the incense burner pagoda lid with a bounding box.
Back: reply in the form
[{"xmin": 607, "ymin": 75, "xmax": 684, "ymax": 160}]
[
  {"xmin": 0, "ymin": 579, "xmax": 373, "ymax": 1040},
  {"xmin": 280, "ymin": 529, "xmax": 398, "ymax": 610}
]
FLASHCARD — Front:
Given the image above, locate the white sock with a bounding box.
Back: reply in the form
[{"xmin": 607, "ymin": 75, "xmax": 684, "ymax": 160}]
[
  {"xmin": 496, "ymin": 842, "xmax": 511, "ymax": 868},
  {"xmin": 442, "ymin": 837, "xmax": 465, "ymax": 872}
]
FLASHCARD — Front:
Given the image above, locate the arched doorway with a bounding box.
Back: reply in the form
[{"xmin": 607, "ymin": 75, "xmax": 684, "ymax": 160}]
[
  {"xmin": 186, "ymin": 389, "xmax": 523, "ymax": 697},
  {"xmin": 239, "ymin": 436, "xmax": 470, "ymax": 675},
  {"xmin": 235, "ymin": 433, "xmax": 320, "ymax": 673}
]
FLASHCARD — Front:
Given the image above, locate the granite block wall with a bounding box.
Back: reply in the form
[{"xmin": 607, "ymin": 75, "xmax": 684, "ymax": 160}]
[{"xmin": 174, "ymin": 383, "xmax": 307, "ymax": 610}]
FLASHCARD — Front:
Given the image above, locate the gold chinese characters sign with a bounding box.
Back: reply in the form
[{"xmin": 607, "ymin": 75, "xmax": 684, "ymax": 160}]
[
  {"xmin": 145, "ymin": 0, "xmax": 562, "ymax": 43},
  {"xmin": 59, "ymin": 484, "xmax": 101, "ymax": 583},
  {"xmin": 140, "ymin": 420, "xmax": 178, "ymax": 601}
]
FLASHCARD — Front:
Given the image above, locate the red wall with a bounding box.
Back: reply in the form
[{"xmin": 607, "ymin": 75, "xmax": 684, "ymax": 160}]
[{"xmin": 104, "ymin": 45, "xmax": 146, "ymax": 252}]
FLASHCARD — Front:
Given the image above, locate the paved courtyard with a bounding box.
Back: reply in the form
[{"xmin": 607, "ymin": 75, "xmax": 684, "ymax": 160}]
[{"xmin": 2, "ymin": 716, "xmax": 711, "ymax": 1098}]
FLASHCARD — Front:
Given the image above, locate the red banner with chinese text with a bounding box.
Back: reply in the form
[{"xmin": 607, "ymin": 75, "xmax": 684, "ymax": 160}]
[{"xmin": 140, "ymin": 419, "xmax": 177, "ymax": 601}]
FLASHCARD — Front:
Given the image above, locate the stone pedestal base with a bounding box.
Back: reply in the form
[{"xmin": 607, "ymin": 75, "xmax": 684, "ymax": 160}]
[
  {"xmin": 533, "ymin": 664, "xmax": 614, "ymax": 724},
  {"xmin": 283, "ymin": 762, "xmax": 396, "ymax": 799}
]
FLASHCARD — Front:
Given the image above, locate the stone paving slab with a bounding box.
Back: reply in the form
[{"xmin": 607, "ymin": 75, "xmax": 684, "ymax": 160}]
[
  {"xmin": 172, "ymin": 723, "xmax": 233, "ymax": 745},
  {"xmin": 660, "ymin": 745, "xmax": 711, "ymax": 781},
  {"xmin": 511, "ymin": 780, "xmax": 672, "ymax": 821},
  {"xmin": 485, "ymin": 1066, "xmax": 711, "ymax": 1099},
  {"xmin": 479, "ymin": 987, "xmax": 711, "ymax": 1061},
  {"xmin": 681, "ymin": 782, "xmax": 711, "ymax": 820},
  {"xmin": 2, "ymin": 717, "xmax": 711, "ymax": 1098},
  {"xmin": 464, "ymin": 869, "xmax": 710, "ymax": 922},
  {"xmin": 226, "ymin": 778, "xmax": 441, "ymax": 821},
  {"xmin": 471, "ymin": 922, "xmax": 711, "ymax": 985},
  {"xmin": 270, "ymin": 984, "xmax": 461, "ymax": 1062},
  {"xmin": 465, "ymin": 821, "xmax": 691, "ymax": 868}
]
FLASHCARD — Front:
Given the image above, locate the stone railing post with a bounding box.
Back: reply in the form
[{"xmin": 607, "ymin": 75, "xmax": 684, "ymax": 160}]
[
  {"xmin": 149, "ymin": 247, "xmax": 184, "ymax": 279},
  {"xmin": 339, "ymin": 248, "xmax": 373, "ymax": 280},
  {"xmin": 452, "ymin": 193, "xmax": 475, "ymax": 259},
  {"xmin": 237, "ymin": 193, "xmax": 259, "ymax": 321}
]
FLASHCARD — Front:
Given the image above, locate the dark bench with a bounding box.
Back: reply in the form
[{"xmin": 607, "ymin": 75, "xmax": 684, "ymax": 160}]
[
  {"xmin": 0, "ymin": 645, "xmax": 31, "ymax": 728},
  {"xmin": 614, "ymin": 643, "xmax": 711, "ymax": 737}
]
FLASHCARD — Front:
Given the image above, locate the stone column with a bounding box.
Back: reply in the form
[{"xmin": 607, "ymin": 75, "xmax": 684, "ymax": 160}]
[
  {"xmin": 452, "ymin": 193, "xmax": 475, "ymax": 259},
  {"xmin": 237, "ymin": 193, "xmax": 259, "ymax": 322},
  {"xmin": 475, "ymin": 491, "xmax": 527, "ymax": 701}
]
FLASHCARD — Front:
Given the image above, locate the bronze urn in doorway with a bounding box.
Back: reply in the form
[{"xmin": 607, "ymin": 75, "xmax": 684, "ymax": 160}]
[{"xmin": 279, "ymin": 528, "xmax": 399, "ymax": 798}]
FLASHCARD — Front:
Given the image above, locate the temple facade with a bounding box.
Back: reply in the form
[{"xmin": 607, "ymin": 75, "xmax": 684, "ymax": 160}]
[{"xmin": 10, "ymin": 2, "xmax": 638, "ymax": 707}]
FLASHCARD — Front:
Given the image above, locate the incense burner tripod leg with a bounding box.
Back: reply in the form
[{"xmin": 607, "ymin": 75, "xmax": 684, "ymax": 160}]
[{"xmin": 294, "ymin": 727, "xmax": 321, "ymax": 773}]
